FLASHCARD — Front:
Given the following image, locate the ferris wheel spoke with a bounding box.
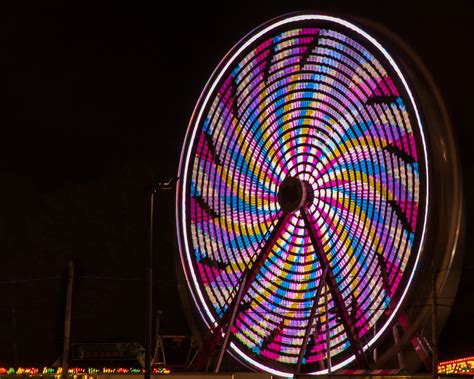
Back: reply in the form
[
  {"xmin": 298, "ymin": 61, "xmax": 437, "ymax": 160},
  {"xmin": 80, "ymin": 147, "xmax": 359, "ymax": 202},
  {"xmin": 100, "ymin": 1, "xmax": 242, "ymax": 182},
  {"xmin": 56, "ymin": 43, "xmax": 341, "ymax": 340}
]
[{"xmin": 301, "ymin": 206, "xmax": 369, "ymax": 368}]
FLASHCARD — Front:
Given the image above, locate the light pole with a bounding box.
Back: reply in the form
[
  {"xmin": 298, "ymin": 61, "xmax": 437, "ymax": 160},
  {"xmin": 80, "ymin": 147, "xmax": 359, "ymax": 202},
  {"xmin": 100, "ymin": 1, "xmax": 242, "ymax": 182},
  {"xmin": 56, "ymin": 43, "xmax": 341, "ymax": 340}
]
[{"xmin": 144, "ymin": 178, "xmax": 175, "ymax": 379}]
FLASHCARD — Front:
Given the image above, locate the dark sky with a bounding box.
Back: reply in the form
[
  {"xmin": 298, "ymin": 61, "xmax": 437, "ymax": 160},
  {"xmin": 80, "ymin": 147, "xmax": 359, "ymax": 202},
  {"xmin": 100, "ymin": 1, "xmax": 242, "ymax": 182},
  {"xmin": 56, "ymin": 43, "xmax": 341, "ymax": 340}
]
[{"xmin": 0, "ymin": 0, "xmax": 473, "ymax": 369}]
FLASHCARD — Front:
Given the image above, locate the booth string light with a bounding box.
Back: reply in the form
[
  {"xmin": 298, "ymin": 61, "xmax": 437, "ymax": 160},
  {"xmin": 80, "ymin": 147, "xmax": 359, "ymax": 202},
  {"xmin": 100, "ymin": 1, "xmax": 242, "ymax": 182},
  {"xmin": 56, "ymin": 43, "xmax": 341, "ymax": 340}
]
[
  {"xmin": 0, "ymin": 367, "xmax": 170, "ymax": 376},
  {"xmin": 438, "ymin": 356, "xmax": 474, "ymax": 375},
  {"xmin": 177, "ymin": 13, "xmax": 462, "ymax": 376}
]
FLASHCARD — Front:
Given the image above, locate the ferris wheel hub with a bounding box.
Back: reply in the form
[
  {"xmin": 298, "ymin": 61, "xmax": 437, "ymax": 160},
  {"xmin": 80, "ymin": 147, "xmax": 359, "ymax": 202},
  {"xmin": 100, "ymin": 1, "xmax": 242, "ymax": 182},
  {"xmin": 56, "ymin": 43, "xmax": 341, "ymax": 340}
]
[{"xmin": 277, "ymin": 176, "xmax": 312, "ymax": 213}]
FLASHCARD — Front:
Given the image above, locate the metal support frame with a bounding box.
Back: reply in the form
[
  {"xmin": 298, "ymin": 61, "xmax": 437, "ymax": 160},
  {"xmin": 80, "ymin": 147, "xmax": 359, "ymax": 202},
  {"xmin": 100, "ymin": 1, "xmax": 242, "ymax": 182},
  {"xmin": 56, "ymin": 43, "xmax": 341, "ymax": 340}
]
[
  {"xmin": 301, "ymin": 207, "xmax": 368, "ymax": 368},
  {"xmin": 295, "ymin": 266, "xmax": 329, "ymax": 375},
  {"xmin": 190, "ymin": 200, "xmax": 435, "ymax": 374},
  {"xmin": 190, "ymin": 189, "xmax": 438, "ymax": 373},
  {"xmin": 325, "ymin": 285, "xmax": 332, "ymax": 373},
  {"xmin": 398, "ymin": 313, "xmax": 432, "ymax": 370},
  {"xmin": 191, "ymin": 212, "xmax": 291, "ymax": 371},
  {"xmin": 375, "ymin": 249, "xmax": 432, "ymax": 370},
  {"xmin": 392, "ymin": 324, "xmax": 406, "ymax": 370},
  {"xmin": 215, "ymin": 273, "xmax": 248, "ymax": 372}
]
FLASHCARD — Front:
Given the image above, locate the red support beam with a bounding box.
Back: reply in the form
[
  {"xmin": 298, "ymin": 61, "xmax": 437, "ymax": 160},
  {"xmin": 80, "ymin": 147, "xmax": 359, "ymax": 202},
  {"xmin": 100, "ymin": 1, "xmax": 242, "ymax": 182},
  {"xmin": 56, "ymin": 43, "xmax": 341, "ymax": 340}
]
[
  {"xmin": 376, "ymin": 252, "xmax": 432, "ymax": 370},
  {"xmin": 295, "ymin": 265, "xmax": 329, "ymax": 375},
  {"xmin": 190, "ymin": 212, "xmax": 291, "ymax": 371},
  {"xmin": 301, "ymin": 207, "xmax": 369, "ymax": 369}
]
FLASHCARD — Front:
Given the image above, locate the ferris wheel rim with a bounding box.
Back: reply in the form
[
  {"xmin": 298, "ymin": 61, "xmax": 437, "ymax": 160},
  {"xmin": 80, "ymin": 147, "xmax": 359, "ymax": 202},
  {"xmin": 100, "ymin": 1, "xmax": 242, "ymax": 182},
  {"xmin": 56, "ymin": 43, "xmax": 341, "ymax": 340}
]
[{"xmin": 176, "ymin": 12, "xmax": 436, "ymax": 375}]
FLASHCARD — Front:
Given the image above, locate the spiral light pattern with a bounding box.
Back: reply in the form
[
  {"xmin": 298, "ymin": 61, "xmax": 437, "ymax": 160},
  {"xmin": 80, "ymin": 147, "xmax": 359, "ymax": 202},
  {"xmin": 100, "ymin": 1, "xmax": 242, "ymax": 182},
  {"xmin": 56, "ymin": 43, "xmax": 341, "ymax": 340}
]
[{"xmin": 177, "ymin": 15, "xmax": 427, "ymax": 375}]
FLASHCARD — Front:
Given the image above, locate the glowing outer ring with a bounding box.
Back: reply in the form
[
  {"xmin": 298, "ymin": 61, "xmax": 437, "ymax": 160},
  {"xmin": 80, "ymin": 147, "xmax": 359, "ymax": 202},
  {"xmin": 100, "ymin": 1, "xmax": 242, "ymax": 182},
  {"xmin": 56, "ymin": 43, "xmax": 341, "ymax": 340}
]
[{"xmin": 176, "ymin": 14, "xmax": 429, "ymax": 377}]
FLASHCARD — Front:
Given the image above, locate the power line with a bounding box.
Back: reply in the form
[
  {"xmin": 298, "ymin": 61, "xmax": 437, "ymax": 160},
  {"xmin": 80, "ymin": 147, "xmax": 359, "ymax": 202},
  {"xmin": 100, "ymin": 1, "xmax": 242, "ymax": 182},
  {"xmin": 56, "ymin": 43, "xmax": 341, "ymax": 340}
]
[
  {"xmin": 0, "ymin": 276, "xmax": 61, "ymax": 284},
  {"xmin": 78, "ymin": 275, "xmax": 143, "ymax": 281}
]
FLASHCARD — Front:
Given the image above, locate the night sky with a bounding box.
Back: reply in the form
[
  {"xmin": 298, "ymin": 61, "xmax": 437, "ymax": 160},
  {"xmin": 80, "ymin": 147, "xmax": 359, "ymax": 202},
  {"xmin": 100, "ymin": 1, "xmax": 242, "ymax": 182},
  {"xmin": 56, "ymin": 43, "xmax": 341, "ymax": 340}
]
[{"xmin": 1, "ymin": 0, "xmax": 473, "ymax": 369}]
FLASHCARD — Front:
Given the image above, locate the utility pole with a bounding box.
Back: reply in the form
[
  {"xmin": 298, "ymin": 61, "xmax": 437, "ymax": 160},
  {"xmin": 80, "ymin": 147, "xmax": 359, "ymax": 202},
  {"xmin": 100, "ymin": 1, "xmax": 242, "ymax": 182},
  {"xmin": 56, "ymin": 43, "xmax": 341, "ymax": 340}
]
[
  {"xmin": 11, "ymin": 306, "xmax": 18, "ymax": 367},
  {"xmin": 145, "ymin": 189, "xmax": 156, "ymax": 379},
  {"xmin": 145, "ymin": 178, "xmax": 175, "ymax": 379},
  {"xmin": 62, "ymin": 260, "xmax": 74, "ymax": 379}
]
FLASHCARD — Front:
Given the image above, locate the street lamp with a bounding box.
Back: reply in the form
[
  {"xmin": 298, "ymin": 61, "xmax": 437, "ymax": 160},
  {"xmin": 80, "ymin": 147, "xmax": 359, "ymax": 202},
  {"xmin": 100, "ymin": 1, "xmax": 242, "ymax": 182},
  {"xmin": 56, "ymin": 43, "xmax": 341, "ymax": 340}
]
[{"xmin": 145, "ymin": 178, "xmax": 176, "ymax": 379}]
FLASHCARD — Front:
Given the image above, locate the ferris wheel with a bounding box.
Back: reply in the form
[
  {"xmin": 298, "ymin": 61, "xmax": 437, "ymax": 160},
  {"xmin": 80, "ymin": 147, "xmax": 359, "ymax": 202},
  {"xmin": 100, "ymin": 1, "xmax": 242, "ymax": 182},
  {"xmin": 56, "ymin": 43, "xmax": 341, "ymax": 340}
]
[{"xmin": 176, "ymin": 13, "xmax": 462, "ymax": 376}]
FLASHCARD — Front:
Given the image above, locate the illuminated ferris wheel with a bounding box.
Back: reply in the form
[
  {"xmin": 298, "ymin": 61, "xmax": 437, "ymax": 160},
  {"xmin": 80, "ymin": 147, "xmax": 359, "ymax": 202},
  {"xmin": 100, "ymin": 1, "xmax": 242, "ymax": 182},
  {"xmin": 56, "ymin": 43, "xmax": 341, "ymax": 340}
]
[{"xmin": 176, "ymin": 13, "xmax": 462, "ymax": 376}]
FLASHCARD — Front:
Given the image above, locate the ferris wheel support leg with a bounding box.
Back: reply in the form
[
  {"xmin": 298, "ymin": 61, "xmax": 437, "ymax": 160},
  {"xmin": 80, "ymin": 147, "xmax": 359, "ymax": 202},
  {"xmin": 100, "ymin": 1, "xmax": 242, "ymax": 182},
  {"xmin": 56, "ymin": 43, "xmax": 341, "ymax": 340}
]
[
  {"xmin": 373, "ymin": 324, "xmax": 377, "ymax": 362},
  {"xmin": 190, "ymin": 212, "xmax": 291, "ymax": 371},
  {"xmin": 376, "ymin": 253, "xmax": 432, "ymax": 371},
  {"xmin": 215, "ymin": 273, "xmax": 249, "ymax": 373},
  {"xmin": 392, "ymin": 324, "xmax": 406, "ymax": 371},
  {"xmin": 326, "ymin": 285, "xmax": 332, "ymax": 373},
  {"xmin": 302, "ymin": 207, "xmax": 369, "ymax": 369},
  {"xmin": 295, "ymin": 266, "xmax": 329, "ymax": 375},
  {"xmin": 398, "ymin": 313, "xmax": 432, "ymax": 370}
]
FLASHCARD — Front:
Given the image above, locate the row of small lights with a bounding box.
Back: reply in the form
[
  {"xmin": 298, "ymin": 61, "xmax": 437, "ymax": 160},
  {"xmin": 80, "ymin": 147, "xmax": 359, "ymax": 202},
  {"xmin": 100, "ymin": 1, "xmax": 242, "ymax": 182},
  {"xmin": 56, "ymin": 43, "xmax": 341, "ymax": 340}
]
[
  {"xmin": 0, "ymin": 367, "xmax": 170, "ymax": 375},
  {"xmin": 438, "ymin": 356, "xmax": 474, "ymax": 374},
  {"xmin": 0, "ymin": 358, "xmax": 472, "ymax": 376}
]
